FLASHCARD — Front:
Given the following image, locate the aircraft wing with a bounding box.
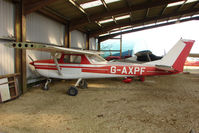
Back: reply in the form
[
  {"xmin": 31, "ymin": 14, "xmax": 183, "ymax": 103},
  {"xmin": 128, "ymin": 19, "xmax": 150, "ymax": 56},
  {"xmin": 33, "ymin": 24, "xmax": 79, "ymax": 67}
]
[
  {"xmin": 5, "ymin": 42, "xmax": 103, "ymax": 55},
  {"xmin": 155, "ymin": 65, "xmax": 175, "ymax": 72}
]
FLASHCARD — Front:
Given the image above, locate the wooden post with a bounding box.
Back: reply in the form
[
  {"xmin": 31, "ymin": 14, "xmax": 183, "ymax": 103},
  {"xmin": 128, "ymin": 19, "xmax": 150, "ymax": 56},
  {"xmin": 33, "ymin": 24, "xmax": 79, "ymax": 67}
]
[
  {"xmin": 86, "ymin": 33, "xmax": 90, "ymax": 50},
  {"xmin": 120, "ymin": 35, "xmax": 122, "ymax": 57},
  {"xmin": 15, "ymin": 0, "xmax": 27, "ymax": 93},
  {"xmin": 98, "ymin": 40, "xmax": 101, "ymax": 51},
  {"xmin": 64, "ymin": 23, "xmax": 70, "ymax": 48}
]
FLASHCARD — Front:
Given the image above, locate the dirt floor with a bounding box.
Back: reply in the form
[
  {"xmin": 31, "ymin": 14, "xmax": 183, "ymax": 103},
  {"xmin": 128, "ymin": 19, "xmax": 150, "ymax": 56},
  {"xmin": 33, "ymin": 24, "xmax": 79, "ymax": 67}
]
[{"xmin": 0, "ymin": 73, "xmax": 199, "ymax": 133}]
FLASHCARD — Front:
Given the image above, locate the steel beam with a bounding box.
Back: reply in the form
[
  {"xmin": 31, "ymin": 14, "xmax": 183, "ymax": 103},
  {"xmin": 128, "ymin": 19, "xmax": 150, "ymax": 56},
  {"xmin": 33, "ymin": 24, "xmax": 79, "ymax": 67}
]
[
  {"xmin": 64, "ymin": 23, "xmax": 70, "ymax": 48},
  {"xmin": 98, "ymin": 17, "xmax": 199, "ymax": 42},
  {"xmin": 25, "ymin": 0, "xmax": 59, "ymax": 15},
  {"xmin": 38, "ymin": 8, "xmax": 68, "ymax": 24},
  {"xmin": 91, "ymin": 8, "xmax": 199, "ymax": 37},
  {"xmin": 86, "ymin": 33, "xmax": 90, "ymax": 50},
  {"xmin": 15, "ymin": 0, "xmax": 27, "ymax": 93},
  {"xmin": 70, "ymin": 0, "xmax": 184, "ymax": 31}
]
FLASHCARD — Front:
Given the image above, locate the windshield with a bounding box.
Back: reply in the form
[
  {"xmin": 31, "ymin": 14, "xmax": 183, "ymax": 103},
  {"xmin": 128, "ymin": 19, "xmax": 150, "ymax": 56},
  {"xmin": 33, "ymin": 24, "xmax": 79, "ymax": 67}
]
[{"xmin": 87, "ymin": 55, "xmax": 107, "ymax": 63}]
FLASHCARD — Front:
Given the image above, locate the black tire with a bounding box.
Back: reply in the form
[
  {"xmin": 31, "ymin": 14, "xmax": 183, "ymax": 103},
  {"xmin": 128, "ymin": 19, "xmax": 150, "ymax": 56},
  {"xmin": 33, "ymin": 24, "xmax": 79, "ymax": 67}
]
[
  {"xmin": 67, "ymin": 86, "xmax": 78, "ymax": 96},
  {"xmin": 79, "ymin": 80, "xmax": 88, "ymax": 89}
]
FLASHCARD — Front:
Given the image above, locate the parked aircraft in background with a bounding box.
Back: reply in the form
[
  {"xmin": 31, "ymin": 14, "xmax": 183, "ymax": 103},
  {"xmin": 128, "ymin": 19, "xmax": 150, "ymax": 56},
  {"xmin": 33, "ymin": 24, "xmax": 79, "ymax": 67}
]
[
  {"xmin": 184, "ymin": 57, "xmax": 199, "ymax": 69},
  {"xmin": 5, "ymin": 39, "xmax": 195, "ymax": 96}
]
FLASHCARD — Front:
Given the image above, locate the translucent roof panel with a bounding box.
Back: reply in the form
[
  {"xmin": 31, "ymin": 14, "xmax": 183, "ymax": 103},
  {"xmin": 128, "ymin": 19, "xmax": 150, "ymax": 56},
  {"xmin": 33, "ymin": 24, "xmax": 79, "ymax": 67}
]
[
  {"xmin": 99, "ymin": 18, "xmax": 114, "ymax": 24},
  {"xmin": 80, "ymin": 0, "xmax": 102, "ymax": 9},
  {"xmin": 186, "ymin": 0, "xmax": 198, "ymax": 3},
  {"xmin": 104, "ymin": 0, "xmax": 121, "ymax": 4},
  {"xmin": 144, "ymin": 23, "xmax": 155, "ymax": 27},
  {"xmin": 133, "ymin": 25, "xmax": 145, "ymax": 29},
  {"xmin": 156, "ymin": 21, "xmax": 167, "ymax": 25},
  {"xmin": 168, "ymin": 19, "xmax": 178, "ymax": 22},
  {"xmin": 180, "ymin": 16, "xmax": 191, "ymax": 20},
  {"xmin": 192, "ymin": 14, "xmax": 199, "ymax": 17},
  {"xmin": 167, "ymin": 1, "xmax": 185, "ymax": 7},
  {"xmin": 115, "ymin": 14, "xmax": 130, "ymax": 20}
]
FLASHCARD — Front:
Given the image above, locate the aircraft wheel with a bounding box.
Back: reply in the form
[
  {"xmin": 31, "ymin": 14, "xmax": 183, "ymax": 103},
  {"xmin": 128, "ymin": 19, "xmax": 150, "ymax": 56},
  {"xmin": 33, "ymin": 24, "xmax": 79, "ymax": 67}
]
[
  {"xmin": 79, "ymin": 80, "xmax": 88, "ymax": 89},
  {"xmin": 67, "ymin": 86, "xmax": 78, "ymax": 96}
]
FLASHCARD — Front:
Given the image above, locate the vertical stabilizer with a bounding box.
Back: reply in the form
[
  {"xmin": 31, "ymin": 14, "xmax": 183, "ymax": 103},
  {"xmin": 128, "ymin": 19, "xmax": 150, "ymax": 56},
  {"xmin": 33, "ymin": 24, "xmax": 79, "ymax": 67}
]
[{"xmin": 145, "ymin": 39, "xmax": 195, "ymax": 72}]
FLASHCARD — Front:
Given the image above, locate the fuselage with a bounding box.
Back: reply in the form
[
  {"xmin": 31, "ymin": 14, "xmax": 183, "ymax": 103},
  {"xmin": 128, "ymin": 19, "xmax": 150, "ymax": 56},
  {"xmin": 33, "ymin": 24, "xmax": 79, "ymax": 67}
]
[{"xmin": 30, "ymin": 54, "xmax": 178, "ymax": 79}]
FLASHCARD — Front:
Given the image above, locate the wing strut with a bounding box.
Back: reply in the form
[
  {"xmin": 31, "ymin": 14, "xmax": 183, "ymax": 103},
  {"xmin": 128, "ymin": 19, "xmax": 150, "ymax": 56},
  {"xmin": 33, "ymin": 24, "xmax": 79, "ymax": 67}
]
[{"xmin": 51, "ymin": 53, "xmax": 62, "ymax": 75}]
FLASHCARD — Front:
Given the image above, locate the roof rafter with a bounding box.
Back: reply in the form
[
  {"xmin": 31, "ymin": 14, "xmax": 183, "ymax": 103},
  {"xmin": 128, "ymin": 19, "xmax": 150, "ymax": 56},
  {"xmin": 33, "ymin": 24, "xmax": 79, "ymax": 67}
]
[
  {"xmin": 124, "ymin": 0, "xmax": 133, "ymax": 22},
  {"xmin": 68, "ymin": 0, "xmax": 88, "ymax": 15},
  {"xmin": 101, "ymin": 0, "xmax": 109, "ymax": 10},
  {"xmin": 24, "ymin": 0, "xmax": 59, "ymax": 15},
  {"xmin": 90, "ymin": 7, "xmax": 199, "ymax": 37},
  {"xmin": 145, "ymin": 0, "xmax": 152, "ymax": 19},
  {"xmin": 69, "ymin": 0, "xmax": 185, "ymax": 31},
  {"xmin": 38, "ymin": 7, "xmax": 68, "ymax": 24}
]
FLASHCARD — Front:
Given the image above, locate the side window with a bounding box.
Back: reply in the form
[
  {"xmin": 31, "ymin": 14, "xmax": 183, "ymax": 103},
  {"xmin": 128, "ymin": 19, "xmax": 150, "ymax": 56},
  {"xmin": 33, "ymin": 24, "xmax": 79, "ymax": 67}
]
[{"xmin": 63, "ymin": 55, "xmax": 81, "ymax": 64}]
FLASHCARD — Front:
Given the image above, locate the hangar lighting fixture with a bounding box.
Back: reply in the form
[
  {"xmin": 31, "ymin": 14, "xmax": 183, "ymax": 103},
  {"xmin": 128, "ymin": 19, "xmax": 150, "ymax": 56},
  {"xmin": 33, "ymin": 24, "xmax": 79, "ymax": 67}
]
[
  {"xmin": 186, "ymin": 0, "xmax": 198, "ymax": 3},
  {"xmin": 99, "ymin": 18, "xmax": 113, "ymax": 24},
  {"xmin": 115, "ymin": 15, "xmax": 130, "ymax": 20},
  {"xmin": 167, "ymin": 1, "xmax": 185, "ymax": 7},
  {"xmin": 80, "ymin": 0, "xmax": 102, "ymax": 9}
]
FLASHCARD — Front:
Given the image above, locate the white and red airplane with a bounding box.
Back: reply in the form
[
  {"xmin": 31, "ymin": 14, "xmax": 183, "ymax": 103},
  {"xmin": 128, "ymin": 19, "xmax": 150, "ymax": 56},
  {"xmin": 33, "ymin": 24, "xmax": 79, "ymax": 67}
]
[{"xmin": 6, "ymin": 39, "xmax": 195, "ymax": 96}]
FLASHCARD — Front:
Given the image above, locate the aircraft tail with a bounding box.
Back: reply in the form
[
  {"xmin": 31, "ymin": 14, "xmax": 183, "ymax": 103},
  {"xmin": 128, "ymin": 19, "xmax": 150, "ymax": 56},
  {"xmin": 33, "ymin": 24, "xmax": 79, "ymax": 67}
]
[{"xmin": 144, "ymin": 39, "xmax": 195, "ymax": 72}]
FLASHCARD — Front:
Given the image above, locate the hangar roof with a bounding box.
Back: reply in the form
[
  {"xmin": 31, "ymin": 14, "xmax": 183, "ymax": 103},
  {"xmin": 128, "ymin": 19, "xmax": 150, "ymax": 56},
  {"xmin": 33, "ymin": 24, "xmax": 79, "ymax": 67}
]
[{"xmin": 23, "ymin": 0, "xmax": 199, "ymax": 41}]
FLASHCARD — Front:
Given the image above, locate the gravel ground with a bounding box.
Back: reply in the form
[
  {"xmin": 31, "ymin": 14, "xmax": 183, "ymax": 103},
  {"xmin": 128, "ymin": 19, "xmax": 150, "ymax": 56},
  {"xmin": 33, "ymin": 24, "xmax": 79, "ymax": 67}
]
[{"xmin": 0, "ymin": 73, "xmax": 199, "ymax": 133}]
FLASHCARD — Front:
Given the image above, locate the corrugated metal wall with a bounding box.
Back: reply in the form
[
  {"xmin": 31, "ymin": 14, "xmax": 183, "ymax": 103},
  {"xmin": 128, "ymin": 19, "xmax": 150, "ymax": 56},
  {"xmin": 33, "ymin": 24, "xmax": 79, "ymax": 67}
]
[
  {"xmin": 0, "ymin": 0, "xmax": 14, "ymax": 38},
  {"xmin": 0, "ymin": 0, "xmax": 15, "ymax": 75},
  {"xmin": 71, "ymin": 30, "xmax": 86, "ymax": 49},
  {"xmin": 26, "ymin": 13, "xmax": 64, "ymax": 45},
  {"xmin": 0, "ymin": 0, "xmax": 96, "ymax": 80},
  {"xmin": 89, "ymin": 37, "xmax": 96, "ymax": 50},
  {"xmin": 26, "ymin": 13, "xmax": 65, "ymax": 83},
  {"xmin": 70, "ymin": 30, "xmax": 96, "ymax": 50}
]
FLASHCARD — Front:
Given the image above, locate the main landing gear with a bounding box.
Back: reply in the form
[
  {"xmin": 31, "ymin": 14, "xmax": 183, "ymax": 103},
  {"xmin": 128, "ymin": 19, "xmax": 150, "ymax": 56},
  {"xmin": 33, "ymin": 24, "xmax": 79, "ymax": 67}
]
[
  {"xmin": 67, "ymin": 78, "xmax": 88, "ymax": 96},
  {"xmin": 42, "ymin": 79, "xmax": 52, "ymax": 90}
]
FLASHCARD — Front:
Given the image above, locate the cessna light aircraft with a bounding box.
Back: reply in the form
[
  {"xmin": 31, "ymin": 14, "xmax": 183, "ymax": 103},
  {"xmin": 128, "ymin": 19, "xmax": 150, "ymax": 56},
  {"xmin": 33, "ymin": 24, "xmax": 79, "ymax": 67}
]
[{"xmin": 6, "ymin": 39, "xmax": 195, "ymax": 96}]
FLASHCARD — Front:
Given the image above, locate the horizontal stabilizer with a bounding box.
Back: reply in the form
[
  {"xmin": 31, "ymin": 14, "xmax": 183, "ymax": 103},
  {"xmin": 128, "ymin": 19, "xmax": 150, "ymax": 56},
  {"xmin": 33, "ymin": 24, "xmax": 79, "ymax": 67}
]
[
  {"xmin": 5, "ymin": 42, "xmax": 103, "ymax": 55},
  {"xmin": 155, "ymin": 65, "xmax": 174, "ymax": 72}
]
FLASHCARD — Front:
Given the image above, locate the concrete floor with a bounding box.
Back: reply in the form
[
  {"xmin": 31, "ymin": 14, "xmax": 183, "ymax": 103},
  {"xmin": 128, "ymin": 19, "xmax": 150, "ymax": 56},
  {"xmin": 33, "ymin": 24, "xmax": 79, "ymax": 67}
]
[{"xmin": 0, "ymin": 73, "xmax": 199, "ymax": 133}]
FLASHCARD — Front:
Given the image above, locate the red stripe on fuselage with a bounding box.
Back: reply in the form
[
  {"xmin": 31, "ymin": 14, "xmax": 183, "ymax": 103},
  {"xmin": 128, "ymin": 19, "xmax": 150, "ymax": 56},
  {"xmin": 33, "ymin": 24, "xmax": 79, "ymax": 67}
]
[{"xmin": 33, "ymin": 63, "xmax": 175, "ymax": 76}]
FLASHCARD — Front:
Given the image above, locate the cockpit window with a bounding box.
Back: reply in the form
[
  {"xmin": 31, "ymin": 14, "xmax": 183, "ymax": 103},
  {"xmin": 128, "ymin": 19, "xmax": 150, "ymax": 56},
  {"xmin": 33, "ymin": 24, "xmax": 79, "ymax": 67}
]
[
  {"xmin": 63, "ymin": 55, "xmax": 81, "ymax": 64},
  {"xmin": 87, "ymin": 55, "xmax": 107, "ymax": 63}
]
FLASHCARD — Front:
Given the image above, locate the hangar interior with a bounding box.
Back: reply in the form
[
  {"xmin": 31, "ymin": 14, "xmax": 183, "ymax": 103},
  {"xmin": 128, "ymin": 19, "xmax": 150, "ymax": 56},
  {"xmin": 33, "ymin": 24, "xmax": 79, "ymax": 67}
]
[
  {"xmin": 0, "ymin": 0, "xmax": 199, "ymax": 100},
  {"xmin": 1, "ymin": 0, "xmax": 199, "ymax": 133}
]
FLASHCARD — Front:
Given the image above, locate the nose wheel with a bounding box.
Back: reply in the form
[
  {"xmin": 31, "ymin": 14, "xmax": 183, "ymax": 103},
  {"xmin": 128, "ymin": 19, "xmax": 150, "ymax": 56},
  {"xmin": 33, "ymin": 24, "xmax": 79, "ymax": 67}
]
[{"xmin": 67, "ymin": 78, "xmax": 87, "ymax": 96}]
